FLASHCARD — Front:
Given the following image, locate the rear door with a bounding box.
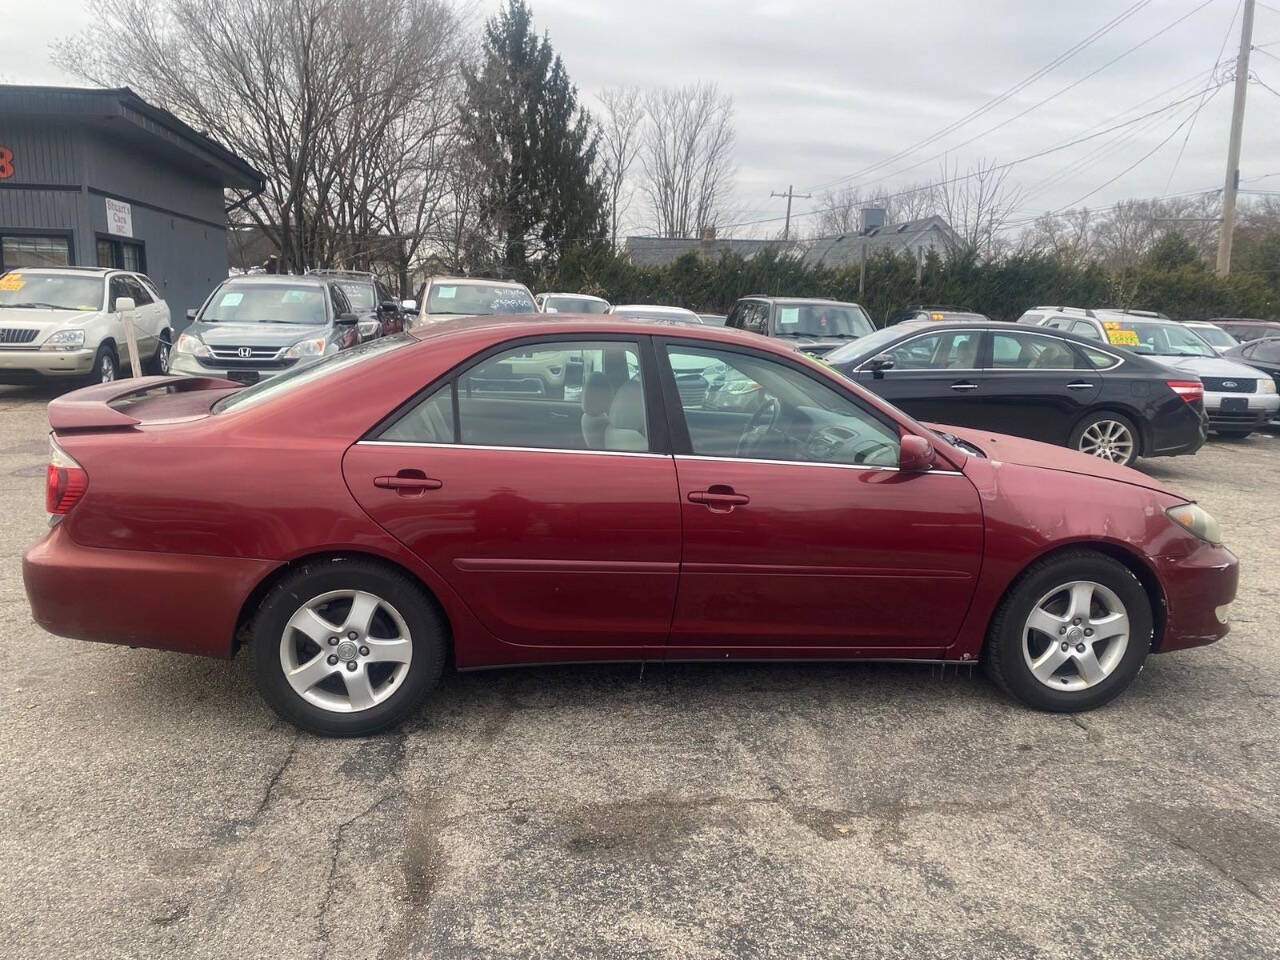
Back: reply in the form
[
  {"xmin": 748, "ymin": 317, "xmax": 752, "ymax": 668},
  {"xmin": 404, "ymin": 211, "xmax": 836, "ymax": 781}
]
[
  {"xmin": 343, "ymin": 336, "xmax": 681, "ymax": 651},
  {"xmin": 850, "ymin": 327, "xmax": 987, "ymax": 427},
  {"xmin": 978, "ymin": 330, "xmax": 1100, "ymax": 444}
]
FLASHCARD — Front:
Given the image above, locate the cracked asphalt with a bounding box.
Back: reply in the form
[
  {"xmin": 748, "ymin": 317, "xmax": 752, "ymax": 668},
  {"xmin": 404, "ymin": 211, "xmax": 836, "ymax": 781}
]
[{"xmin": 1, "ymin": 383, "xmax": 1278, "ymax": 959}]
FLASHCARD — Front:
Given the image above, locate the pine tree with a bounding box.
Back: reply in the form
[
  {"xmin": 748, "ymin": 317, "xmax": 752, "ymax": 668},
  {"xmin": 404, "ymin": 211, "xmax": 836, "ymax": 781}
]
[{"xmin": 460, "ymin": 0, "xmax": 607, "ymax": 280}]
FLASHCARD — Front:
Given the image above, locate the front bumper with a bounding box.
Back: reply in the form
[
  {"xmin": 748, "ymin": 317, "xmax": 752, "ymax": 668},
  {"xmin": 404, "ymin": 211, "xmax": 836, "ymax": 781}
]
[
  {"xmin": 23, "ymin": 523, "xmax": 278, "ymax": 659},
  {"xmin": 1153, "ymin": 541, "xmax": 1238, "ymax": 653},
  {"xmin": 169, "ymin": 352, "xmax": 298, "ymax": 384},
  {"xmin": 1203, "ymin": 390, "xmax": 1279, "ymax": 432},
  {"xmin": 0, "ymin": 346, "xmax": 96, "ymax": 381}
]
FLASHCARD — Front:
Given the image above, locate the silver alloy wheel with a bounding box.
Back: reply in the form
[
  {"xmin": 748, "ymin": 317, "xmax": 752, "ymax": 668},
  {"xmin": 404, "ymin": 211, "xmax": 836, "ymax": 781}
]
[
  {"xmin": 1078, "ymin": 419, "xmax": 1134, "ymax": 463},
  {"xmin": 279, "ymin": 589, "xmax": 413, "ymax": 713},
  {"xmin": 158, "ymin": 338, "xmax": 170, "ymax": 373},
  {"xmin": 100, "ymin": 351, "xmax": 116, "ymax": 383},
  {"xmin": 1022, "ymin": 580, "xmax": 1130, "ymax": 691}
]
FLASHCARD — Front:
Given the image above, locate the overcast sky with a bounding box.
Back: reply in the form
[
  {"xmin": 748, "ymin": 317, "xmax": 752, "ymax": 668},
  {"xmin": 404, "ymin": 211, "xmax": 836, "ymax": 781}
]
[{"xmin": 6, "ymin": 0, "xmax": 1279, "ymax": 237}]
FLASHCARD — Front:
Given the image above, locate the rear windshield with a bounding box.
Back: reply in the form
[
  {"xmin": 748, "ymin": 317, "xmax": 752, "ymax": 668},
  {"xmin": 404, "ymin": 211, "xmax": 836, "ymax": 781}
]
[
  {"xmin": 202, "ymin": 282, "xmax": 330, "ymax": 325},
  {"xmin": 426, "ymin": 283, "xmax": 536, "ymax": 315},
  {"xmin": 212, "ymin": 335, "xmax": 412, "ymax": 413},
  {"xmin": 336, "ymin": 282, "xmax": 376, "ymax": 311},
  {"xmin": 0, "ymin": 273, "xmax": 103, "ymax": 311},
  {"xmin": 544, "ymin": 296, "xmax": 609, "ymax": 314}
]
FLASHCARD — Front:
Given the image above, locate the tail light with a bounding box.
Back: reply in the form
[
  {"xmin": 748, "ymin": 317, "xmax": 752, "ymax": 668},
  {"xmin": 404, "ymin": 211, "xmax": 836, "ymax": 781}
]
[
  {"xmin": 1167, "ymin": 380, "xmax": 1204, "ymax": 404},
  {"xmin": 46, "ymin": 435, "xmax": 88, "ymax": 519}
]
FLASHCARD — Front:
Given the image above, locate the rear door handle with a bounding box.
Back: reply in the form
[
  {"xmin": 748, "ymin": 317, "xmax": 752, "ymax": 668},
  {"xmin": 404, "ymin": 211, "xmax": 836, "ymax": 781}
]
[
  {"xmin": 688, "ymin": 486, "xmax": 750, "ymax": 513},
  {"xmin": 950, "ymin": 381, "xmax": 978, "ymax": 391},
  {"xmin": 374, "ymin": 474, "xmax": 443, "ymax": 492},
  {"xmin": 1066, "ymin": 381, "xmax": 1096, "ymax": 390}
]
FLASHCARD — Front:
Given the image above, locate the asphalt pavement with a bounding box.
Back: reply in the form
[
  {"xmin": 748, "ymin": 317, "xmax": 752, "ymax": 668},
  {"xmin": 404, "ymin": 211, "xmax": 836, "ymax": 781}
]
[{"xmin": 1, "ymin": 383, "xmax": 1277, "ymax": 959}]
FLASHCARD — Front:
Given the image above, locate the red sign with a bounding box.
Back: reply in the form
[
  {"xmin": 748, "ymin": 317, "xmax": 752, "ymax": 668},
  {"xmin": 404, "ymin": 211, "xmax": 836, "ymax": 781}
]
[{"xmin": 0, "ymin": 147, "xmax": 13, "ymax": 180}]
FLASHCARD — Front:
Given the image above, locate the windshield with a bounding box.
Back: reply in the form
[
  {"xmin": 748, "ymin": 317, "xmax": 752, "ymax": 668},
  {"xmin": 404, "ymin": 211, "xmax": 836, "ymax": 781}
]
[
  {"xmin": 774, "ymin": 302, "xmax": 873, "ymax": 338},
  {"xmin": 544, "ymin": 296, "xmax": 609, "ymax": 314},
  {"xmin": 824, "ymin": 324, "xmax": 917, "ymax": 363},
  {"xmin": 1190, "ymin": 325, "xmax": 1237, "ymax": 348},
  {"xmin": 213, "ymin": 335, "xmax": 412, "ymax": 413},
  {"xmin": 201, "ymin": 283, "xmax": 330, "ymax": 325},
  {"xmin": 427, "ymin": 283, "xmax": 536, "ymax": 315},
  {"xmin": 0, "ymin": 273, "xmax": 103, "ymax": 311},
  {"xmin": 1104, "ymin": 320, "xmax": 1216, "ymax": 357},
  {"xmin": 337, "ymin": 282, "xmax": 376, "ymax": 311}
]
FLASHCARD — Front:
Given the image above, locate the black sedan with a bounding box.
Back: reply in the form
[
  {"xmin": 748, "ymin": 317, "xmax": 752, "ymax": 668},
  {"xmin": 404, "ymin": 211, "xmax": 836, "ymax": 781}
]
[
  {"xmin": 1223, "ymin": 337, "xmax": 1280, "ymax": 427},
  {"xmin": 823, "ymin": 321, "xmax": 1206, "ymax": 466}
]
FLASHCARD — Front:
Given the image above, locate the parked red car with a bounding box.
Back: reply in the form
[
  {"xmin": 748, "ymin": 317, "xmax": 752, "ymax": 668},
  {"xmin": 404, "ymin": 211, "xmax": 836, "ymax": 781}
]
[{"xmin": 25, "ymin": 317, "xmax": 1237, "ymax": 735}]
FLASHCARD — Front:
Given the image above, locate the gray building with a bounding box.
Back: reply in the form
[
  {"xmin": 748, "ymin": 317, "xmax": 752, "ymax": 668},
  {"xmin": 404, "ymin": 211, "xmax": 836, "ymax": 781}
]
[
  {"xmin": 0, "ymin": 85, "xmax": 264, "ymax": 327},
  {"xmin": 803, "ymin": 210, "xmax": 958, "ymax": 269},
  {"xmin": 625, "ymin": 235, "xmax": 798, "ymax": 268}
]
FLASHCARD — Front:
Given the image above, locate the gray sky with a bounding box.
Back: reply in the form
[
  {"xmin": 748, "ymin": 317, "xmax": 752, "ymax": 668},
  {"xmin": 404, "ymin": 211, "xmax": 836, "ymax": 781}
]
[{"xmin": 7, "ymin": 0, "xmax": 1279, "ymax": 237}]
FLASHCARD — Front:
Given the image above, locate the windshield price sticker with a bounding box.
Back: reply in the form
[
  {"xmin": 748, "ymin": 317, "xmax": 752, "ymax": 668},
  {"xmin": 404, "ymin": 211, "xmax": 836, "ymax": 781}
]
[
  {"xmin": 1103, "ymin": 320, "xmax": 1121, "ymax": 329},
  {"xmin": 219, "ymin": 292, "xmax": 244, "ymax": 307},
  {"xmin": 0, "ymin": 274, "xmax": 25, "ymax": 292},
  {"xmin": 1107, "ymin": 329, "xmax": 1140, "ymax": 346},
  {"xmin": 436, "ymin": 286, "xmax": 457, "ymax": 299}
]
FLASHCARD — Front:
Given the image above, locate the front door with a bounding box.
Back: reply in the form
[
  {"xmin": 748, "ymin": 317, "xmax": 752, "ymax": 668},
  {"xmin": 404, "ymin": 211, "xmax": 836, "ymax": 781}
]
[
  {"xmin": 853, "ymin": 327, "xmax": 988, "ymax": 428},
  {"xmin": 343, "ymin": 337, "xmax": 681, "ymax": 651},
  {"xmin": 659, "ymin": 341, "xmax": 984, "ymax": 656}
]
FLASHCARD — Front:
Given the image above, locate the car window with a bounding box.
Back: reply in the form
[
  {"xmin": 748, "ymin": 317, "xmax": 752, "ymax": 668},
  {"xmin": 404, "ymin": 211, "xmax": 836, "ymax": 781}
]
[
  {"xmin": 0, "ymin": 272, "xmax": 104, "ymax": 311},
  {"xmin": 1249, "ymin": 340, "xmax": 1280, "ymax": 364},
  {"xmin": 1020, "ymin": 313, "xmax": 1042, "ymax": 325},
  {"xmin": 1104, "ymin": 320, "xmax": 1215, "ymax": 357},
  {"xmin": 123, "ymin": 276, "xmax": 152, "ymax": 306},
  {"xmin": 202, "ymin": 282, "xmax": 329, "ymax": 325},
  {"xmin": 379, "ymin": 384, "xmax": 455, "ymax": 443},
  {"xmin": 427, "ymin": 283, "xmax": 536, "ymax": 315},
  {"xmin": 337, "ymin": 281, "xmax": 376, "ymax": 311},
  {"xmin": 772, "ymin": 302, "xmax": 872, "ymax": 339},
  {"xmin": 1044, "ymin": 316, "xmax": 1073, "ymax": 330},
  {"xmin": 664, "ymin": 345, "xmax": 900, "ymax": 468},
  {"xmin": 741, "ymin": 302, "xmax": 768, "ymax": 335},
  {"xmin": 1191, "ymin": 325, "xmax": 1237, "ymax": 348},
  {"xmin": 108, "ymin": 276, "xmax": 131, "ymax": 312},
  {"xmin": 455, "ymin": 340, "xmax": 647, "ymax": 452},
  {"xmin": 881, "ymin": 330, "xmax": 981, "ymax": 371},
  {"xmin": 1078, "ymin": 344, "xmax": 1120, "ymax": 370},
  {"xmin": 990, "ymin": 332, "xmax": 1081, "ymax": 370}
]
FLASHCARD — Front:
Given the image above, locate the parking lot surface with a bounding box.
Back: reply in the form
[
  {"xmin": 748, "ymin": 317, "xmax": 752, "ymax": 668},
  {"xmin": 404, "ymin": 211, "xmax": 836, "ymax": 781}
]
[{"xmin": 1, "ymin": 383, "xmax": 1278, "ymax": 960}]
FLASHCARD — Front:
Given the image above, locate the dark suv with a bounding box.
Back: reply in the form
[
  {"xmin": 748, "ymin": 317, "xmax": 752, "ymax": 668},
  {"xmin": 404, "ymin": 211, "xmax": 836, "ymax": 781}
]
[
  {"xmin": 725, "ymin": 296, "xmax": 873, "ymax": 357},
  {"xmin": 170, "ymin": 275, "xmax": 361, "ymax": 384},
  {"xmin": 307, "ymin": 269, "xmax": 407, "ymax": 340}
]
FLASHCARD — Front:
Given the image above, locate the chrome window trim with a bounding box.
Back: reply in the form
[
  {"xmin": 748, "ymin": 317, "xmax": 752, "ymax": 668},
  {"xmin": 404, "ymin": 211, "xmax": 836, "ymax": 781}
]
[
  {"xmin": 674, "ymin": 454, "xmax": 965, "ymax": 477},
  {"xmin": 356, "ymin": 440, "xmax": 667, "ymax": 459},
  {"xmin": 988, "ymin": 329, "xmax": 1123, "ymax": 373},
  {"xmin": 853, "ymin": 328, "xmax": 983, "ymax": 373}
]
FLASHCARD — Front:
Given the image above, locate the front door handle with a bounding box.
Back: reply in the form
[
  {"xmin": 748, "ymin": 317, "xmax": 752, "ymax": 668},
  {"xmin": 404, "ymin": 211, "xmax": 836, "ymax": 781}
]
[
  {"xmin": 688, "ymin": 485, "xmax": 750, "ymax": 513},
  {"xmin": 1066, "ymin": 381, "xmax": 1096, "ymax": 390},
  {"xmin": 950, "ymin": 381, "xmax": 978, "ymax": 391},
  {"xmin": 374, "ymin": 472, "xmax": 443, "ymax": 493}
]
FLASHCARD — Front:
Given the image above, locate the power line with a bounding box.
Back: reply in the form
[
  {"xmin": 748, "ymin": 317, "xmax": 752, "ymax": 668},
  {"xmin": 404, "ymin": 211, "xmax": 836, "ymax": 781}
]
[
  {"xmin": 801, "ymin": 0, "xmax": 1155, "ymax": 194},
  {"xmin": 769, "ymin": 185, "xmax": 812, "ymax": 240},
  {"xmin": 807, "ymin": 0, "xmax": 1217, "ymax": 198},
  {"xmin": 1165, "ymin": 0, "xmax": 1243, "ymax": 192},
  {"xmin": 1251, "ymin": 72, "xmax": 1280, "ymax": 96}
]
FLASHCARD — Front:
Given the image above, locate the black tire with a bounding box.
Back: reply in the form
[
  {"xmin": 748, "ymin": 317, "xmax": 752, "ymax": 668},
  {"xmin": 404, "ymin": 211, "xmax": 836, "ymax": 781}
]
[
  {"xmin": 1068, "ymin": 410, "xmax": 1141, "ymax": 467},
  {"xmin": 250, "ymin": 558, "xmax": 447, "ymax": 736},
  {"xmin": 83, "ymin": 343, "xmax": 119, "ymax": 386},
  {"xmin": 149, "ymin": 329, "xmax": 172, "ymax": 374},
  {"xmin": 984, "ymin": 550, "xmax": 1153, "ymax": 713}
]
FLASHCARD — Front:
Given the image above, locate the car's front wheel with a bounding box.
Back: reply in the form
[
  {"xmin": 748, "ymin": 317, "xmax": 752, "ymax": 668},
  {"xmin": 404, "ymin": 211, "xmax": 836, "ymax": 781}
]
[
  {"xmin": 251, "ymin": 559, "xmax": 447, "ymax": 736},
  {"xmin": 1070, "ymin": 411, "xmax": 1140, "ymax": 466},
  {"xmin": 150, "ymin": 330, "xmax": 172, "ymax": 374},
  {"xmin": 984, "ymin": 550, "xmax": 1152, "ymax": 712},
  {"xmin": 85, "ymin": 343, "xmax": 119, "ymax": 386}
]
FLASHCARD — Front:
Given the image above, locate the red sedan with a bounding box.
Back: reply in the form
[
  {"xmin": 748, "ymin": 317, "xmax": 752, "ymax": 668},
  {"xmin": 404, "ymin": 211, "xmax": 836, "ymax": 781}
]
[{"xmin": 24, "ymin": 317, "xmax": 1238, "ymax": 735}]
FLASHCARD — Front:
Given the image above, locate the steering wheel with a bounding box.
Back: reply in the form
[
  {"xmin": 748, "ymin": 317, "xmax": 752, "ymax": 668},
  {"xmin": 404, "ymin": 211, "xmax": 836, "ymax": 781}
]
[{"xmin": 737, "ymin": 396, "xmax": 781, "ymax": 457}]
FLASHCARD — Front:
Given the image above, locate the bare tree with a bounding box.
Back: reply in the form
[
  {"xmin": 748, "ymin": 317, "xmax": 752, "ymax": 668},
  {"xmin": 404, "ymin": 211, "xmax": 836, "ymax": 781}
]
[
  {"xmin": 1021, "ymin": 207, "xmax": 1095, "ymax": 265},
  {"xmin": 640, "ymin": 83, "xmax": 736, "ymax": 239},
  {"xmin": 812, "ymin": 182, "xmax": 937, "ymax": 238},
  {"xmin": 56, "ymin": 0, "xmax": 466, "ymax": 282},
  {"xmin": 935, "ymin": 158, "xmax": 1023, "ymax": 258},
  {"xmin": 595, "ymin": 86, "xmax": 644, "ymax": 249}
]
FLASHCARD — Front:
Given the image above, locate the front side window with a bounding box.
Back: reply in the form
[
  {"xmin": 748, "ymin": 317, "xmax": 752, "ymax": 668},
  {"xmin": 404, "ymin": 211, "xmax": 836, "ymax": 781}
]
[
  {"xmin": 741, "ymin": 302, "xmax": 768, "ymax": 335},
  {"xmin": 0, "ymin": 272, "xmax": 103, "ymax": 311},
  {"xmin": 426, "ymin": 283, "xmax": 536, "ymax": 316},
  {"xmin": 990, "ymin": 333, "xmax": 1081, "ymax": 370},
  {"xmin": 881, "ymin": 330, "xmax": 981, "ymax": 371},
  {"xmin": 124, "ymin": 276, "xmax": 152, "ymax": 305},
  {"xmin": 453, "ymin": 340, "xmax": 648, "ymax": 452},
  {"xmin": 665, "ymin": 345, "xmax": 899, "ymax": 468},
  {"xmin": 201, "ymin": 283, "xmax": 329, "ymax": 326},
  {"xmin": 108, "ymin": 276, "xmax": 131, "ymax": 311}
]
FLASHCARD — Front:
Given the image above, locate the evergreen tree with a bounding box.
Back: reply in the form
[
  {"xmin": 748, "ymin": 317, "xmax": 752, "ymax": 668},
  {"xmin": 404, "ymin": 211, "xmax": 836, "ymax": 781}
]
[{"xmin": 460, "ymin": 0, "xmax": 607, "ymax": 280}]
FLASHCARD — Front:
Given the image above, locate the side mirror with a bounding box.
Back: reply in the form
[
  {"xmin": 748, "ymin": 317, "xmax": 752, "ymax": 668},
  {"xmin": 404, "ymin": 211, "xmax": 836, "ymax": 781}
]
[
  {"xmin": 335, "ymin": 312, "xmax": 360, "ymax": 326},
  {"xmin": 867, "ymin": 354, "xmax": 895, "ymax": 378},
  {"xmin": 114, "ymin": 296, "xmax": 135, "ymax": 313},
  {"xmin": 899, "ymin": 434, "xmax": 936, "ymax": 473},
  {"xmin": 379, "ymin": 300, "xmax": 399, "ymax": 313},
  {"xmin": 400, "ymin": 299, "xmax": 417, "ymax": 312},
  {"xmin": 186, "ymin": 308, "xmax": 198, "ymax": 321}
]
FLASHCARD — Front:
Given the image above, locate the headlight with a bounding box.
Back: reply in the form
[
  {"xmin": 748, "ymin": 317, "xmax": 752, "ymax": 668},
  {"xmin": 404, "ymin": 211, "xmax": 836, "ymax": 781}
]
[
  {"xmin": 174, "ymin": 333, "xmax": 212, "ymax": 358},
  {"xmin": 41, "ymin": 329, "xmax": 85, "ymax": 351},
  {"xmin": 1167, "ymin": 503, "xmax": 1223, "ymax": 545},
  {"xmin": 284, "ymin": 337, "xmax": 327, "ymax": 359},
  {"xmin": 1258, "ymin": 378, "xmax": 1276, "ymax": 394}
]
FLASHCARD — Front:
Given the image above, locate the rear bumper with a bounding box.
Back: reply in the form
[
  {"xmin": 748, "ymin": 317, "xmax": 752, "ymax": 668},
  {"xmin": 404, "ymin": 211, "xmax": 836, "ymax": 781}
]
[
  {"xmin": 0, "ymin": 347, "xmax": 95, "ymax": 381},
  {"xmin": 23, "ymin": 523, "xmax": 278, "ymax": 659},
  {"xmin": 1153, "ymin": 542, "xmax": 1238, "ymax": 653},
  {"xmin": 1145, "ymin": 402, "xmax": 1206, "ymax": 457},
  {"xmin": 1203, "ymin": 391, "xmax": 1279, "ymax": 432}
]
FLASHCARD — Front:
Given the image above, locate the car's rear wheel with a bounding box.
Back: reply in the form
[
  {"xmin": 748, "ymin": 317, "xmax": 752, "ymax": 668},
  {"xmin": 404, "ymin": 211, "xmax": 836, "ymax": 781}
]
[
  {"xmin": 1070, "ymin": 411, "xmax": 1139, "ymax": 466},
  {"xmin": 250, "ymin": 559, "xmax": 447, "ymax": 736},
  {"xmin": 984, "ymin": 550, "xmax": 1152, "ymax": 712}
]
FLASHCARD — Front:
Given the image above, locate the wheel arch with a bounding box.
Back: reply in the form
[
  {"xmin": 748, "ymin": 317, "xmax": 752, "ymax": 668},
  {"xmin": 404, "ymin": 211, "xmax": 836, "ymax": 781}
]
[{"xmin": 232, "ymin": 550, "xmax": 454, "ymax": 657}]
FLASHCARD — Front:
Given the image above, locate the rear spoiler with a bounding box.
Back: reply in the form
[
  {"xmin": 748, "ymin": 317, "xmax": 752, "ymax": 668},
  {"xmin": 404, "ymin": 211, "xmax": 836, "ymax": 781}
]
[{"xmin": 48, "ymin": 375, "xmax": 240, "ymax": 432}]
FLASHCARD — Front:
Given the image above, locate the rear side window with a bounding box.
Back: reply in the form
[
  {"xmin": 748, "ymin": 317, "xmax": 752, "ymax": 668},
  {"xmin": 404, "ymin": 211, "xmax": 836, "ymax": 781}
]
[
  {"xmin": 1249, "ymin": 340, "xmax": 1280, "ymax": 364},
  {"xmin": 1079, "ymin": 345, "xmax": 1120, "ymax": 370},
  {"xmin": 380, "ymin": 384, "xmax": 454, "ymax": 443},
  {"xmin": 990, "ymin": 333, "xmax": 1080, "ymax": 369}
]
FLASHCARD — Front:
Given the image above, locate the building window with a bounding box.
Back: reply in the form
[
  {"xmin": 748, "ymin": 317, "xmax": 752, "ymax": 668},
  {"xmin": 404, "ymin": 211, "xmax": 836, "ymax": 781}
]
[
  {"xmin": 97, "ymin": 237, "xmax": 145, "ymax": 272},
  {"xmin": 1, "ymin": 235, "xmax": 72, "ymax": 271}
]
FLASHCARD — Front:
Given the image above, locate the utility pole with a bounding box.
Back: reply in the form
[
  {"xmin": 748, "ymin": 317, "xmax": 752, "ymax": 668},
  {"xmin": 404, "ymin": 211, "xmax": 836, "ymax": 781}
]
[
  {"xmin": 770, "ymin": 185, "xmax": 811, "ymax": 240},
  {"xmin": 1216, "ymin": 0, "xmax": 1255, "ymax": 275}
]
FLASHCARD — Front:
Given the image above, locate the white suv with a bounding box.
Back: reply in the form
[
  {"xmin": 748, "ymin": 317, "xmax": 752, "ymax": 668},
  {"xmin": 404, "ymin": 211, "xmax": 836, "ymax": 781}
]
[{"xmin": 0, "ymin": 267, "xmax": 172, "ymax": 385}]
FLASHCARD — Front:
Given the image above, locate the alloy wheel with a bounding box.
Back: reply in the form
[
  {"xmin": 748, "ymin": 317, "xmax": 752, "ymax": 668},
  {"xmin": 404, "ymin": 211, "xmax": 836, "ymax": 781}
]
[
  {"xmin": 278, "ymin": 589, "xmax": 413, "ymax": 713},
  {"xmin": 100, "ymin": 353, "xmax": 116, "ymax": 383},
  {"xmin": 158, "ymin": 339, "xmax": 170, "ymax": 373},
  {"xmin": 1022, "ymin": 580, "xmax": 1130, "ymax": 691},
  {"xmin": 1078, "ymin": 419, "xmax": 1134, "ymax": 463}
]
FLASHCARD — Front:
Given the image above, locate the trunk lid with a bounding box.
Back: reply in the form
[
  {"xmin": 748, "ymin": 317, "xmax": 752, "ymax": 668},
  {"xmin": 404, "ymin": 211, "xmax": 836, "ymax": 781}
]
[{"xmin": 48, "ymin": 375, "xmax": 240, "ymax": 432}]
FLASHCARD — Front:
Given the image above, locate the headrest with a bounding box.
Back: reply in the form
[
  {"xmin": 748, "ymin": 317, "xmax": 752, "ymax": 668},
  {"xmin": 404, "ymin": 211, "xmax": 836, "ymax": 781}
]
[
  {"xmin": 608, "ymin": 380, "xmax": 646, "ymax": 433},
  {"xmin": 582, "ymin": 372, "xmax": 613, "ymax": 417}
]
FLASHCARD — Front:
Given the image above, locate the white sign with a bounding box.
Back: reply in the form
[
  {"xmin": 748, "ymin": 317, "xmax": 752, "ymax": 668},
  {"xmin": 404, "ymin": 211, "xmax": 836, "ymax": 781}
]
[{"xmin": 105, "ymin": 198, "xmax": 133, "ymax": 237}]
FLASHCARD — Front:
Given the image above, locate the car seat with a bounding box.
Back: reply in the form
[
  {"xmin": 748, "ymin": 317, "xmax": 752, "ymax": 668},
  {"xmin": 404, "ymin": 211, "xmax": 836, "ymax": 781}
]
[
  {"xmin": 581, "ymin": 372, "xmax": 613, "ymax": 449},
  {"xmin": 604, "ymin": 380, "xmax": 648, "ymax": 451}
]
